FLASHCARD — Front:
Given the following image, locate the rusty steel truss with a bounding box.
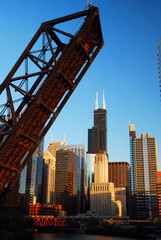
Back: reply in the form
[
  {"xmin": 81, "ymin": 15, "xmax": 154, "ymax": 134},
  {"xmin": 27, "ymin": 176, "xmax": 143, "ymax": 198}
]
[
  {"xmin": 0, "ymin": 6, "xmax": 104, "ymax": 197},
  {"xmin": 33, "ymin": 216, "xmax": 72, "ymax": 227}
]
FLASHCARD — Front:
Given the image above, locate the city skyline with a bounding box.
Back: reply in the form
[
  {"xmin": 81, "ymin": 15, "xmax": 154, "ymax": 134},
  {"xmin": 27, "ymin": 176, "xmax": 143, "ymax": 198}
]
[{"xmin": 0, "ymin": 0, "xmax": 160, "ymax": 170}]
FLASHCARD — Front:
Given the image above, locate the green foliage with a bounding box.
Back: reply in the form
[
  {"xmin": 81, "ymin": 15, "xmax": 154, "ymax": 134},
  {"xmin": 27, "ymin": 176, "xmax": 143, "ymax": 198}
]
[
  {"xmin": 0, "ymin": 210, "xmax": 34, "ymax": 240},
  {"xmin": 102, "ymin": 220, "xmax": 122, "ymax": 236},
  {"xmin": 57, "ymin": 209, "xmax": 64, "ymax": 217},
  {"xmin": 86, "ymin": 217, "xmax": 146, "ymax": 238},
  {"xmin": 106, "ymin": 218, "xmax": 114, "ymax": 225}
]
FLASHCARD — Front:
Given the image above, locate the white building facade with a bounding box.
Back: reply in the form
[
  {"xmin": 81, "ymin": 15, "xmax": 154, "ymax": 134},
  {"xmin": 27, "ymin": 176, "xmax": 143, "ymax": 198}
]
[{"xmin": 90, "ymin": 152, "xmax": 125, "ymax": 217}]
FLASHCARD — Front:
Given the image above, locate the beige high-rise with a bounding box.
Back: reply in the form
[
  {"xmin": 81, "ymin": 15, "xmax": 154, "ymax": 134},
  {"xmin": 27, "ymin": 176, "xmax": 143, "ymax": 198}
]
[
  {"xmin": 48, "ymin": 141, "xmax": 65, "ymax": 158},
  {"xmin": 42, "ymin": 150, "xmax": 56, "ymax": 205},
  {"xmin": 90, "ymin": 152, "xmax": 124, "ymax": 216},
  {"xmin": 95, "ymin": 152, "xmax": 108, "ymax": 183}
]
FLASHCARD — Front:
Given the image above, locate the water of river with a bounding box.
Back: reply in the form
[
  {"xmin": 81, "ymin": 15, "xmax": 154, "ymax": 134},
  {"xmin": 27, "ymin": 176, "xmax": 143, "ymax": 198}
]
[{"xmin": 34, "ymin": 233, "xmax": 138, "ymax": 240}]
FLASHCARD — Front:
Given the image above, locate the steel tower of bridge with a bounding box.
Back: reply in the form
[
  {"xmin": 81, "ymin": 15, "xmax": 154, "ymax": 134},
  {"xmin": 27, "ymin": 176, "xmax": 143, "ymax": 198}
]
[{"xmin": 0, "ymin": 6, "xmax": 104, "ymax": 197}]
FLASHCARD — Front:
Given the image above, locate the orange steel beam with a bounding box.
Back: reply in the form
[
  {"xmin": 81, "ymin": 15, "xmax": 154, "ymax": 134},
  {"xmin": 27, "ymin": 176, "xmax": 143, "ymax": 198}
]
[
  {"xmin": 0, "ymin": 6, "xmax": 104, "ymax": 197},
  {"xmin": 32, "ymin": 217, "xmax": 81, "ymax": 227},
  {"xmin": 34, "ymin": 217, "xmax": 67, "ymax": 227}
]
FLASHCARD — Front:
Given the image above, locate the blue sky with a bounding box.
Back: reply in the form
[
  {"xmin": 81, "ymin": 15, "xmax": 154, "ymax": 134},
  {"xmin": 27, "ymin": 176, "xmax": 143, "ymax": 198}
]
[{"xmin": 0, "ymin": 0, "xmax": 160, "ymax": 169}]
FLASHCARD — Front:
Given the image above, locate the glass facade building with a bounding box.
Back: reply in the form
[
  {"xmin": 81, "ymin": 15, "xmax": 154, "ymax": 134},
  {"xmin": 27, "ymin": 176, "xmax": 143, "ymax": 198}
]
[
  {"xmin": 129, "ymin": 124, "xmax": 136, "ymax": 217},
  {"xmin": 129, "ymin": 124, "xmax": 159, "ymax": 219},
  {"xmin": 25, "ymin": 139, "xmax": 44, "ymax": 206},
  {"xmin": 85, "ymin": 153, "xmax": 95, "ymax": 211},
  {"xmin": 58, "ymin": 144, "xmax": 85, "ymax": 213},
  {"xmin": 88, "ymin": 92, "xmax": 107, "ymax": 153},
  {"xmin": 157, "ymin": 172, "xmax": 161, "ymax": 220},
  {"xmin": 5, "ymin": 140, "xmax": 44, "ymax": 211},
  {"xmin": 42, "ymin": 150, "xmax": 56, "ymax": 205},
  {"xmin": 88, "ymin": 108, "xmax": 107, "ymax": 153},
  {"xmin": 55, "ymin": 149, "xmax": 77, "ymax": 215}
]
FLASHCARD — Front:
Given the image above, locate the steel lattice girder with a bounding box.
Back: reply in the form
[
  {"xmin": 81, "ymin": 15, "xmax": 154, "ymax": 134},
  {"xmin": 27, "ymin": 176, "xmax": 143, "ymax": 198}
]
[
  {"xmin": 33, "ymin": 217, "xmax": 67, "ymax": 227},
  {"xmin": 33, "ymin": 216, "xmax": 81, "ymax": 227},
  {"xmin": 0, "ymin": 6, "xmax": 104, "ymax": 197}
]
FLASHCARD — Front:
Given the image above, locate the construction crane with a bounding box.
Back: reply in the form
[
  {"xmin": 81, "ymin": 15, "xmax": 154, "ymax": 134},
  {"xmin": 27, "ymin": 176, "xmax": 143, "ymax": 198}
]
[{"xmin": 0, "ymin": 6, "xmax": 104, "ymax": 198}]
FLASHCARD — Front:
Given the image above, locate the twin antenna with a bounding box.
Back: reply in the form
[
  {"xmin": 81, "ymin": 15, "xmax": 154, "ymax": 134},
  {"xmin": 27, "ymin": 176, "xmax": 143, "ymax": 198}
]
[{"xmin": 95, "ymin": 91, "xmax": 106, "ymax": 110}]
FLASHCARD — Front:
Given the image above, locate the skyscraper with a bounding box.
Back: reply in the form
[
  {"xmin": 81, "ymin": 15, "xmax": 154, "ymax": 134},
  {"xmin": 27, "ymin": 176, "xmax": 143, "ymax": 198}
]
[
  {"xmin": 58, "ymin": 144, "xmax": 85, "ymax": 213},
  {"xmin": 85, "ymin": 153, "xmax": 96, "ymax": 211},
  {"xmin": 158, "ymin": 39, "xmax": 161, "ymax": 99},
  {"xmin": 157, "ymin": 172, "xmax": 161, "ymax": 220},
  {"xmin": 108, "ymin": 162, "xmax": 130, "ymax": 215},
  {"xmin": 90, "ymin": 152, "xmax": 125, "ymax": 216},
  {"xmin": 94, "ymin": 152, "xmax": 108, "ymax": 183},
  {"xmin": 108, "ymin": 162, "xmax": 130, "ymax": 188},
  {"xmin": 48, "ymin": 141, "xmax": 65, "ymax": 158},
  {"xmin": 55, "ymin": 148, "xmax": 77, "ymax": 215},
  {"xmin": 86, "ymin": 92, "xmax": 108, "ymax": 211},
  {"xmin": 25, "ymin": 139, "xmax": 44, "ymax": 206},
  {"xmin": 42, "ymin": 150, "xmax": 56, "ymax": 205},
  {"xmin": 129, "ymin": 124, "xmax": 159, "ymax": 219},
  {"xmin": 88, "ymin": 92, "xmax": 107, "ymax": 153},
  {"xmin": 4, "ymin": 140, "xmax": 44, "ymax": 211}
]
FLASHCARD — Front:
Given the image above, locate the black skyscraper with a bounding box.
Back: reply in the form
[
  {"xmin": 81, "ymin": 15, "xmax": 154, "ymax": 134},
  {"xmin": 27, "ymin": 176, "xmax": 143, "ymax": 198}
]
[{"xmin": 88, "ymin": 92, "xmax": 107, "ymax": 153}]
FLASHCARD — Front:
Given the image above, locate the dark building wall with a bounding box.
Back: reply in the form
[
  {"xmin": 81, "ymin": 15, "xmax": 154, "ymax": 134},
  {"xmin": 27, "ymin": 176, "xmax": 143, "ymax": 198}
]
[
  {"xmin": 88, "ymin": 129, "xmax": 92, "ymax": 153},
  {"xmin": 88, "ymin": 108, "xmax": 107, "ymax": 153},
  {"xmin": 92, "ymin": 127, "xmax": 99, "ymax": 152},
  {"xmin": 94, "ymin": 109, "xmax": 107, "ymax": 129},
  {"xmin": 108, "ymin": 161, "xmax": 131, "ymax": 216},
  {"xmin": 55, "ymin": 149, "xmax": 77, "ymax": 215}
]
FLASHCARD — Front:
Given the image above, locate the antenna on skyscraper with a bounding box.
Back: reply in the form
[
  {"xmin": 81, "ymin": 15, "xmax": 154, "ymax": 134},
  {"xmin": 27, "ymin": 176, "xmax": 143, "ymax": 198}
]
[
  {"xmin": 103, "ymin": 90, "xmax": 106, "ymax": 109},
  {"xmin": 95, "ymin": 92, "xmax": 98, "ymax": 110}
]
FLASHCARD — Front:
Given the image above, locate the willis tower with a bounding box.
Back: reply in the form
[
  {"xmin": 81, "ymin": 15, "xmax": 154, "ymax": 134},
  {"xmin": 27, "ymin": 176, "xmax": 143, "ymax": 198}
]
[{"xmin": 88, "ymin": 91, "xmax": 107, "ymax": 153}]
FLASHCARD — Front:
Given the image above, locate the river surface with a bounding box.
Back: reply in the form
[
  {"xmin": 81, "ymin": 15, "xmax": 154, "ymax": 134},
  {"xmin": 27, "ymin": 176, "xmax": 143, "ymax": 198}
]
[{"xmin": 34, "ymin": 233, "xmax": 138, "ymax": 240}]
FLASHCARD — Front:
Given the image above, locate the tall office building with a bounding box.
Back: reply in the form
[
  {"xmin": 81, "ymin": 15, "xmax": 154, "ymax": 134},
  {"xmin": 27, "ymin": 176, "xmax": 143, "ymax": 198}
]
[
  {"xmin": 114, "ymin": 188, "xmax": 127, "ymax": 216},
  {"xmin": 108, "ymin": 161, "xmax": 130, "ymax": 215},
  {"xmin": 157, "ymin": 172, "xmax": 161, "ymax": 220},
  {"xmin": 5, "ymin": 140, "xmax": 44, "ymax": 211},
  {"xmin": 55, "ymin": 148, "xmax": 77, "ymax": 215},
  {"xmin": 85, "ymin": 153, "xmax": 96, "ymax": 211},
  {"xmin": 25, "ymin": 139, "xmax": 44, "ymax": 206},
  {"xmin": 88, "ymin": 92, "xmax": 107, "ymax": 153},
  {"xmin": 86, "ymin": 153, "xmax": 95, "ymax": 189},
  {"xmin": 158, "ymin": 39, "xmax": 161, "ymax": 99},
  {"xmin": 94, "ymin": 152, "xmax": 108, "ymax": 183},
  {"xmin": 129, "ymin": 124, "xmax": 159, "ymax": 219},
  {"xmin": 90, "ymin": 152, "xmax": 125, "ymax": 216},
  {"xmin": 108, "ymin": 162, "xmax": 130, "ymax": 188},
  {"xmin": 48, "ymin": 141, "xmax": 65, "ymax": 158},
  {"xmin": 42, "ymin": 150, "xmax": 56, "ymax": 205},
  {"xmin": 58, "ymin": 144, "xmax": 85, "ymax": 213},
  {"xmin": 86, "ymin": 92, "xmax": 108, "ymax": 211}
]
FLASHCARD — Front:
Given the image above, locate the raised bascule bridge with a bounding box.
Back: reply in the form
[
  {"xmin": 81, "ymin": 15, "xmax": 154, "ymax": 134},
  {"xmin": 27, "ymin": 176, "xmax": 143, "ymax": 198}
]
[{"xmin": 0, "ymin": 6, "xmax": 104, "ymax": 198}]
